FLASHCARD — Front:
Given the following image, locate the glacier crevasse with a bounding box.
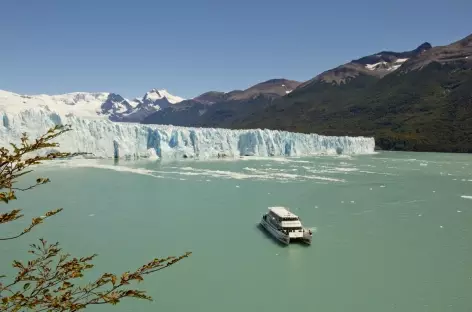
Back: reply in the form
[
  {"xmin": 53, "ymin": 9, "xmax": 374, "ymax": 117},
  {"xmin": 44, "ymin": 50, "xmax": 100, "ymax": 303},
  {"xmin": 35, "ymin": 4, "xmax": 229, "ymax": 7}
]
[{"xmin": 0, "ymin": 108, "xmax": 375, "ymax": 159}]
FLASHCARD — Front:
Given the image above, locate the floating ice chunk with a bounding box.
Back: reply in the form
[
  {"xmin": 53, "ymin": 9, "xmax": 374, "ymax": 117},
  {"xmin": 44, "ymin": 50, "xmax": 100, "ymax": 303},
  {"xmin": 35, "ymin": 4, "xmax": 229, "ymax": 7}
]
[
  {"xmin": 380, "ymin": 185, "xmax": 386, "ymax": 188},
  {"xmin": 236, "ymin": 185, "xmax": 240, "ymax": 188},
  {"xmin": 39, "ymin": 159, "xmax": 158, "ymax": 178},
  {"xmin": 89, "ymin": 214, "xmax": 95, "ymax": 217},
  {"xmin": 334, "ymin": 167, "xmax": 358, "ymax": 172},
  {"xmin": 243, "ymin": 167, "xmax": 258, "ymax": 172},
  {"xmin": 461, "ymin": 195, "xmax": 472, "ymax": 200}
]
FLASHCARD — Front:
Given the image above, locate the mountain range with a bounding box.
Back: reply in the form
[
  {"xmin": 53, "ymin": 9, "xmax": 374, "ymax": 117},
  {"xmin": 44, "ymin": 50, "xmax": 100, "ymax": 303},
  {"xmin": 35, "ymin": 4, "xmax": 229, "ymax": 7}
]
[
  {"xmin": 142, "ymin": 33, "xmax": 472, "ymax": 153},
  {"xmin": 0, "ymin": 88, "xmax": 184, "ymax": 122},
  {"xmin": 1, "ymin": 33, "xmax": 470, "ymax": 153}
]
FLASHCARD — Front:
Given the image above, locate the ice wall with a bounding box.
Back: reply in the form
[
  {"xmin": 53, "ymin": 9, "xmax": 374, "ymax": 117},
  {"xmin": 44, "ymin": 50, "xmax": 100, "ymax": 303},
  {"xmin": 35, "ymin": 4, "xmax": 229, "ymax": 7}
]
[{"xmin": 0, "ymin": 108, "xmax": 375, "ymax": 159}]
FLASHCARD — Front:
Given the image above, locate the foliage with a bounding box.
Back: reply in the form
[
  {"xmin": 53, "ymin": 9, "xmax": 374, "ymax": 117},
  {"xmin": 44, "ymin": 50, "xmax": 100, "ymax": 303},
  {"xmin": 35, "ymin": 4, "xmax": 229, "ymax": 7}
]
[
  {"xmin": 229, "ymin": 61, "xmax": 472, "ymax": 152},
  {"xmin": 0, "ymin": 124, "xmax": 191, "ymax": 311},
  {"xmin": 142, "ymin": 59, "xmax": 472, "ymax": 152}
]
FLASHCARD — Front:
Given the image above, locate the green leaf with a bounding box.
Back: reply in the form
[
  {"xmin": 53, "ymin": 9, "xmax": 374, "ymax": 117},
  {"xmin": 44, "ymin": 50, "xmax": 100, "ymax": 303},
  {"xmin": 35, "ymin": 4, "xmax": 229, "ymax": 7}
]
[{"xmin": 23, "ymin": 283, "xmax": 31, "ymax": 290}]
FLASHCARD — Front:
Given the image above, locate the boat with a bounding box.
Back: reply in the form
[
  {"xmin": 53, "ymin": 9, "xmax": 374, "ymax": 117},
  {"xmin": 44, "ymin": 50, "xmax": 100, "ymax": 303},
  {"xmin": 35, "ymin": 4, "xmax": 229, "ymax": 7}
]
[{"xmin": 260, "ymin": 206, "xmax": 312, "ymax": 245}]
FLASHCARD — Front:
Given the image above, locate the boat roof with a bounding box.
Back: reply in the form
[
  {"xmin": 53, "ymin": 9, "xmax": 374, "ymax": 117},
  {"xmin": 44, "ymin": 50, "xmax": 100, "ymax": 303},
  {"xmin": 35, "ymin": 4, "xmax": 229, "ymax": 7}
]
[{"xmin": 268, "ymin": 206, "xmax": 298, "ymax": 218}]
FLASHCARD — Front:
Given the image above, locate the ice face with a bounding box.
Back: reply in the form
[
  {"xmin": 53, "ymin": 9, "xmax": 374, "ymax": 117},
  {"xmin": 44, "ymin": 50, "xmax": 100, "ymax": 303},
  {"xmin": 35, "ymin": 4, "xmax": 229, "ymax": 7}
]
[{"xmin": 0, "ymin": 107, "xmax": 375, "ymax": 160}]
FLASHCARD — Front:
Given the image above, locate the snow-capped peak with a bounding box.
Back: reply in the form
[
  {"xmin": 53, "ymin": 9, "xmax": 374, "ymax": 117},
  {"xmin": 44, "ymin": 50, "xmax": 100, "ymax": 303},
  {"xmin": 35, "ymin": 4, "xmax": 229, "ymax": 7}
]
[
  {"xmin": 0, "ymin": 88, "xmax": 185, "ymax": 123},
  {"xmin": 142, "ymin": 89, "xmax": 184, "ymax": 104}
]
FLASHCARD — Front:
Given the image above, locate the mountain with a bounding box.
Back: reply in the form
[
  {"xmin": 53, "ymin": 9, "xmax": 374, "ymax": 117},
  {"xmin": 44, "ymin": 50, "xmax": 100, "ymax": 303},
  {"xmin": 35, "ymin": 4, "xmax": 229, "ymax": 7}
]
[
  {"xmin": 112, "ymin": 89, "xmax": 184, "ymax": 122},
  {"xmin": 141, "ymin": 44, "xmax": 433, "ymax": 128},
  {"xmin": 223, "ymin": 78, "xmax": 301, "ymax": 100},
  {"xmin": 141, "ymin": 78, "xmax": 301, "ymax": 125},
  {"xmin": 399, "ymin": 35, "xmax": 472, "ymax": 72},
  {"xmin": 226, "ymin": 34, "xmax": 472, "ymax": 152},
  {"xmin": 0, "ymin": 88, "xmax": 184, "ymax": 122},
  {"xmin": 193, "ymin": 79, "xmax": 301, "ymax": 103},
  {"xmin": 193, "ymin": 91, "xmax": 229, "ymax": 104},
  {"xmin": 297, "ymin": 42, "xmax": 432, "ymax": 89},
  {"xmin": 143, "ymin": 33, "xmax": 472, "ymax": 153}
]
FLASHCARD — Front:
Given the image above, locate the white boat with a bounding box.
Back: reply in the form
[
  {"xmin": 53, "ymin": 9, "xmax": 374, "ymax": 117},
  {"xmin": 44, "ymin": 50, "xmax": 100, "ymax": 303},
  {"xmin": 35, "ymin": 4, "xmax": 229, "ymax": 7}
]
[{"xmin": 260, "ymin": 206, "xmax": 312, "ymax": 245}]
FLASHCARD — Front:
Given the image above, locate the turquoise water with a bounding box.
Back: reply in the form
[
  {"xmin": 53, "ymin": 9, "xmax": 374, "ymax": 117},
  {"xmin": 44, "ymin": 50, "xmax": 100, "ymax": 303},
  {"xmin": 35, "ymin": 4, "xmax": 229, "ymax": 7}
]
[{"xmin": 1, "ymin": 152, "xmax": 471, "ymax": 311}]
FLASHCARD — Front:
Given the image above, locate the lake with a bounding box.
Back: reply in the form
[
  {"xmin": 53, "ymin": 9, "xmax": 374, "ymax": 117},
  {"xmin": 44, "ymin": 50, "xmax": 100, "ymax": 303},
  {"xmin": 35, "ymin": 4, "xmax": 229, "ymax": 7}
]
[{"xmin": 1, "ymin": 151, "xmax": 471, "ymax": 311}]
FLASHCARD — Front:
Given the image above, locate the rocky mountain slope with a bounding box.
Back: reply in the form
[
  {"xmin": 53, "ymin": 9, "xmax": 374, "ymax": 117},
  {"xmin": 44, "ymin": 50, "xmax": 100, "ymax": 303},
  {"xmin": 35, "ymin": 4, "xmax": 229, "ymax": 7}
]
[
  {"xmin": 227, "ymin": 34, "xmax": 472, "ymax": 152},
  {"xmin": 143, "ymin": 33, "xmax": 472, "ymax": 152},
  {"xmin": 142, "ymin": 42, "xmax": 434, "ymax": 128},
  {"xmin": 141, "ymin": 79, "xmax": 300, "ymax": 125},
  {"xmin": 299, "ymin": 42, "xmax": 432, "ymax": 89},
  {"xmin": 114, "ymin": 89, "xmax": 184, "ymax": 122}
]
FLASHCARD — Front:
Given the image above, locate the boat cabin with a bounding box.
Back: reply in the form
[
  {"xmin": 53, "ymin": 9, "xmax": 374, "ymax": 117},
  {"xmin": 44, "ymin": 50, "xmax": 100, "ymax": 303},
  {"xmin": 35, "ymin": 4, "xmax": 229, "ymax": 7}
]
[
  {"xmin": 268, "ymin": 207, "xmax": 299, "ymax": 221},
  {"xmin": 267, "ymin": 207, "xmax": 304, "ymax": 233}
]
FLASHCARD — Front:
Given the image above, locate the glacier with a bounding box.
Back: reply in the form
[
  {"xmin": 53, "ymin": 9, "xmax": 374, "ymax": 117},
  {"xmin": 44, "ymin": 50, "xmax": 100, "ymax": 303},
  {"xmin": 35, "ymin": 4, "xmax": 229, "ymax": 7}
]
[{"xmin": 0, "ymin": 107, "xmax": 375, "ymax": 160}]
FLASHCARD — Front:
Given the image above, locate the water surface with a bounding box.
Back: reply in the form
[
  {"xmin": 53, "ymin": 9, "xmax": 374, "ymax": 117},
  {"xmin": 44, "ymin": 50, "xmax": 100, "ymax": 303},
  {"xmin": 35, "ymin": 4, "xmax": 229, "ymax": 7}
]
[{"xmin": 1, "ymin": 152, "xmax": 471, "ymax": 311}]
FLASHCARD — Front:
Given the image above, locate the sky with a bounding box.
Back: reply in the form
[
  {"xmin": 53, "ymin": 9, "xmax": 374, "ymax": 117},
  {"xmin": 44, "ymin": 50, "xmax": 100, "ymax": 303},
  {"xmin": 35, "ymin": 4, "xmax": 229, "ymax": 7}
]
[{"xmin": 0, "ymin": 0, "xmax": 471, "ymax": 99}]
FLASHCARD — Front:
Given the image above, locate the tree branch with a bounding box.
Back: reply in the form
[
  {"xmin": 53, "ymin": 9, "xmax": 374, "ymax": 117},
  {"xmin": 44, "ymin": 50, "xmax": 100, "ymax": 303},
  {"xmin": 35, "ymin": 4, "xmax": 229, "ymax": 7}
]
[
  {"xmin": 0, "ymin": 209, "xmax": 63, "ymax": 241},
  {"xmin": 1, "ymin": 125, "xmax": 191, "ymax": 311}
]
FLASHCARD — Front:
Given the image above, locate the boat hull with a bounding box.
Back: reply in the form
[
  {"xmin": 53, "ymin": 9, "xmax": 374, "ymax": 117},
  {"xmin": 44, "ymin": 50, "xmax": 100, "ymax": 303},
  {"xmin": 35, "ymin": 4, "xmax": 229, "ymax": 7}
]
[
  {"xmin": 260, "ymin": 214, "xmax": 313, "ymax": 245},
  {"xmin": 301, "ymin": 231, "xmax": 312, "ymax": 245},
  {"xmin": 260, "ymin": 215, "xmax": 290, "ymax": 245}
]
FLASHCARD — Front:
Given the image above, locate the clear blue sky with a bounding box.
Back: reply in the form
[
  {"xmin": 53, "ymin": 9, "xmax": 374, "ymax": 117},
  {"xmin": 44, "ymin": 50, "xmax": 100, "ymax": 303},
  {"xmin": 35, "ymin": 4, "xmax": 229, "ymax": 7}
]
[{"xmin": 1, "ymin": 0, "xmax": 471, "ymax": 99}]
